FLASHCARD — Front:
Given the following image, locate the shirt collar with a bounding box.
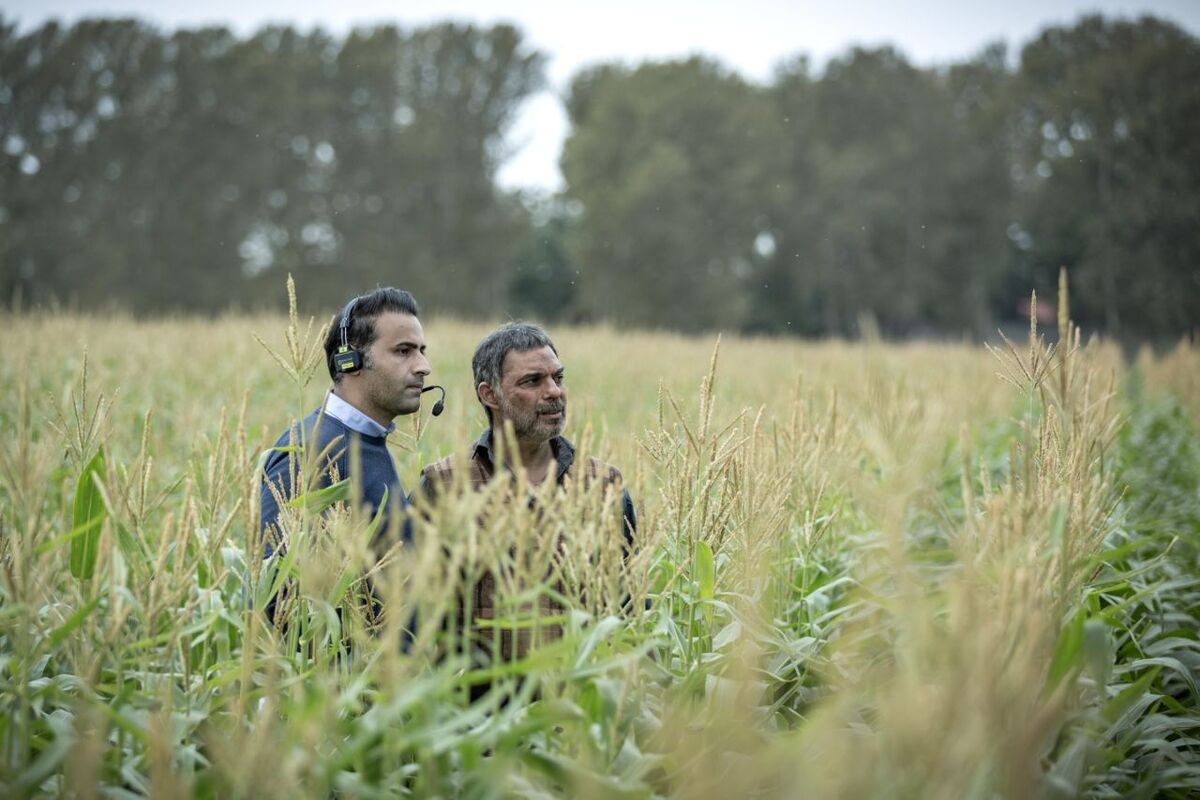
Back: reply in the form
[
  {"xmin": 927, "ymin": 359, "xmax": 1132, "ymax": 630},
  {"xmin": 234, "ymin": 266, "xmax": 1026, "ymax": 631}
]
[
  {"xmin": 323, "ymin": 391, "xmax": 395, "ymax": 438},
  {"xmin": 473, "ymin": 428, "xmax": 575, "ymax": 481}
]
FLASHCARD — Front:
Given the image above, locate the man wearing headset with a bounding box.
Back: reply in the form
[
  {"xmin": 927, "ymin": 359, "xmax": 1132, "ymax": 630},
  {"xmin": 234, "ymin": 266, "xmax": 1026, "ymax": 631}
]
[{"xmin": 259, "ymin": 287, "xmax": 435, "ymax": 613}]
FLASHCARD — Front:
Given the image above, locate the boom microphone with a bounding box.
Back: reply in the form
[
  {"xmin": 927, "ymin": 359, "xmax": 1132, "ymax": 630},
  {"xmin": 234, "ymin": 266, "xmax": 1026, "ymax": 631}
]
[{"xmin": 421, "ymin": 385, "xmax": 446, "ymax": 417}]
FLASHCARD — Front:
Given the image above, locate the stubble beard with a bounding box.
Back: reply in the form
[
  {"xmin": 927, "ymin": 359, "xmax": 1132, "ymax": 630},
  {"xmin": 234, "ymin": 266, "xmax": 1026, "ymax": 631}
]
[
  {"xmin": 363, "ymin": 361, "xmax": 419, "ymax": 419},
  {"xmin": 390, "ymin": 394, "xmax": 420, "ymax": 417},
  {"xmin": 500, "ymin": 396, "xmax": 566, "ymax": 444}
]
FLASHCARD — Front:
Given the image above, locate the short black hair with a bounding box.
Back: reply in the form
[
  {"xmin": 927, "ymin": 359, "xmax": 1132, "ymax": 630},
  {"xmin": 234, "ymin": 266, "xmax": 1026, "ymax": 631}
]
[
  {"xmin": 471, "ymin": 322, "xmax": 558, "ymax": 423},
  {"xmin": 324, "ymin": 287, "xmax": 420, "ymax": 383}
]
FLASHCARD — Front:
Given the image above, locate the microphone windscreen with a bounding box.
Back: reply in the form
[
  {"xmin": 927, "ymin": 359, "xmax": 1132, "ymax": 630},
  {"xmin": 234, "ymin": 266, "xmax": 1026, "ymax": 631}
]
[{"xmin": 422, "ymin": 384, "xmax": 446, "ymax": 417}]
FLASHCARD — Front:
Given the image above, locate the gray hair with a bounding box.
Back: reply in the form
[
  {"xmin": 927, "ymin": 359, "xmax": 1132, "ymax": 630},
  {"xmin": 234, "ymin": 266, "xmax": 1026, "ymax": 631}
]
[{"xmin": 471, "ymin": 322, "xmax": 558, "ymax": 422}]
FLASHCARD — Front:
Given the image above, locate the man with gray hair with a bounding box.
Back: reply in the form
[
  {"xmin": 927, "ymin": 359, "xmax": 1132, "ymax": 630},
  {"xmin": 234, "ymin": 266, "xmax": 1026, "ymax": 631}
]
[{"xmin": 414, "ymin": 322, "xmax": 635, "ymax": 674}]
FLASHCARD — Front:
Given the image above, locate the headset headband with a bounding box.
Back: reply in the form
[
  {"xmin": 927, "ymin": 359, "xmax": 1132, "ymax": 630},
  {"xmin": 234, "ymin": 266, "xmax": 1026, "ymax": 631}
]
[{"xmin": 339, "ymin": 297, "xmax": 359, "ymax": 350}]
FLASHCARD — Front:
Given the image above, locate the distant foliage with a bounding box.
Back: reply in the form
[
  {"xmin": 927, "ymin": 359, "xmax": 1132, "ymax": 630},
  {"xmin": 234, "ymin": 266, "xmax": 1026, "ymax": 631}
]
[
  {"xmin": 1, "ymin": 13, "xmax": 1198, "ymax": 339},
  {"xmin": 560, "ymin": 16, "xmax": 1200, "ymax": 339},
  {"xmin": 0, "ymin": 17, "xmax": 544, "ymax": 315}
]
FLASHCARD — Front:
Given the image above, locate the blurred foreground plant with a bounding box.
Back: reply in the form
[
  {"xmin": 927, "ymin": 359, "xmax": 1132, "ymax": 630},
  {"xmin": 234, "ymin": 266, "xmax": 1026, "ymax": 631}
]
[{"xmin": 1, "ymin": 278, "xmax": 1197, "ymax": 798}]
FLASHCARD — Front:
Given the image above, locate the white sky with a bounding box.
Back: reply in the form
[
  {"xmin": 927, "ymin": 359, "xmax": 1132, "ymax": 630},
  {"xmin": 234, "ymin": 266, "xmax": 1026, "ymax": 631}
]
[{"xmin": 4, "ymin": 1, "xmax": 1198, "ymax": 190}]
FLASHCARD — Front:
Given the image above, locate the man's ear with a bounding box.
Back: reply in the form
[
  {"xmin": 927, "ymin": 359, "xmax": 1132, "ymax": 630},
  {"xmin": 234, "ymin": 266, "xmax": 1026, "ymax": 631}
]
[{"xmin": 477, "ymin": 382, "xmax": 501, "ymax": 412}]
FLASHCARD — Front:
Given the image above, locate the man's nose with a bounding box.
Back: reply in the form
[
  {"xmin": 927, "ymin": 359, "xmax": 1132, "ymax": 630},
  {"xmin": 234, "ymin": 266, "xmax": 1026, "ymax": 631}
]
[
  {"xmin": 544, "ymin": 379, "xmax": 564, "ymax": 399},
  {"xmin": 414, "ymin": 352, "xmax": 431, "ymax": 376}
]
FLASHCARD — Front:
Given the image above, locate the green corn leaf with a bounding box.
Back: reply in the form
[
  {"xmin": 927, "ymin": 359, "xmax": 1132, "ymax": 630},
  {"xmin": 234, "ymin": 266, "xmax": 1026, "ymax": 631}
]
[
  {"xmin": 1103, "ymin": 666, "xmax": 1161, "ymax": 727},
  {"xmin": 327, "ymin": 493, "xmax": 392, "ymax": 605},
  {"xmin": 69, "ymin": 446, "xmax": 107, "ymax": 581},
  {"xmin": 47, "ymin": 596, "xmax": 101, "ymax": 649},
  {"xmin": 327, "ymin": 566, "xmax": 360, "ymax": 607},
  {"xmin": 360, "ymin": 485, "xmax": 388, "ymax": 544},
  {"xmin": 10, "ymin": 710, "xmax": 75, "ymax": 795},
  {"xmin": 696, "ymin": 540, "xmax": 715, "ymax": 602},
  {"xmin": 114, "ymin": 522, "xmax": 149, "ymax": 565},
  {"xmin": 713, "ymin": 619, "xmax": 743, "ymax": 650},
  {"xmin": 255, "ymin": 446, "xmax": 283, "ymax": 478},
  {"xmin": 695, "ymin": 540, "xmax": 716, "ymax": 629},
  {"xmin": 33, "ymin": 514, "xmax": 105, "ymax": 557},
  {"xmin": 287, "ymin": 477, "xmax": 349, "ymax": 512},
  {"xmin": 262, "ymin": 542, "xmax": 302, "ymax": 612},
  {"xmin": 1048, "ymin": 500, "xmax": 1068, "ymax": 546},
  {"xmin": 572, "ymin": 616, "xmax": 624, "ymax": 669},
  {"xmin": 1129, "ymin": 657, "xmax": 1200, "ymax": 703},
  {"xmin": 1082, "ymin": 618, "xmax": 1113, "ymax": 687},
  {"xmin": 1047, "ymin": 608, "xmax": 1085, "ymax": 691}
]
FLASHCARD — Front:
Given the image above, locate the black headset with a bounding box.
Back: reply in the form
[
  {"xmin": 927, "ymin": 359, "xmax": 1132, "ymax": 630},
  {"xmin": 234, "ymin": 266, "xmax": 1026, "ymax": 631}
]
[{"xmin": 332, "ymin": 296, "xmax": 363, "ymax": 374}]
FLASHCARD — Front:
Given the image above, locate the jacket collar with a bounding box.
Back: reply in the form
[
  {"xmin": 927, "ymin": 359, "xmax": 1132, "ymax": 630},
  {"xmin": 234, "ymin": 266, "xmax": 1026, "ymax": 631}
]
[{"xmin": 472, "ymin": 427, "xmax": 575, "ymax": 482}]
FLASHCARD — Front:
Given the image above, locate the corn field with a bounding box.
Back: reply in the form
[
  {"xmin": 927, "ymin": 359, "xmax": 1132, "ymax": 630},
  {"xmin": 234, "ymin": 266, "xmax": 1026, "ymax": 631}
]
[{"xmin": 1, "ymin": 282, "xmax": 1198, "ymax": 798}]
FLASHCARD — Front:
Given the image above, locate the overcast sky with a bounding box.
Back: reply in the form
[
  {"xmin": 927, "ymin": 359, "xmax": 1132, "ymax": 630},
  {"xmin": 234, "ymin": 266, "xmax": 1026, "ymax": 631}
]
[{"xmin": 4, "ymin": 1, "xmax": 1198, "ymax": 190}]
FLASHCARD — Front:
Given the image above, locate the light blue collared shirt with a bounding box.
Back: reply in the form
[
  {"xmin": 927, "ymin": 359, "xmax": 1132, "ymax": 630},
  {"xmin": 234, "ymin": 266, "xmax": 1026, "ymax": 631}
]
[{"xmin": 323, "ymin": 392, "xmax": 395, "ymax": 438}]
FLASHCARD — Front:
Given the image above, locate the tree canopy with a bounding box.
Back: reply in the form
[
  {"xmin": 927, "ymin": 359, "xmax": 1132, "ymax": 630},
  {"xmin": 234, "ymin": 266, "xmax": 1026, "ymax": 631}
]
[
  {"xmin": 2, "ymin": 13, "xmax": 1196, "ymax": 340},
  {"xmin": 0, "ymin": 17, "xmax": 544, "ymax": 315}
]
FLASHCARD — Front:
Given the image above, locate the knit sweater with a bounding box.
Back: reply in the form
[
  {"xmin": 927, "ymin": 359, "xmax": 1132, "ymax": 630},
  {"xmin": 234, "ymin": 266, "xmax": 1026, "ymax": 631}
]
[{"xmin": 259, "ymin": 406, "xmax": 406, "ymax": 555}]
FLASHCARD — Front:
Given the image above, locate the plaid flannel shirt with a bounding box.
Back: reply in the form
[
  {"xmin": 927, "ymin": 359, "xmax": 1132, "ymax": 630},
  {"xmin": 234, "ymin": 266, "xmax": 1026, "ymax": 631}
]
[{"xmin": 414, "ymin": 429, "xmax": 635, "ymax": 663}]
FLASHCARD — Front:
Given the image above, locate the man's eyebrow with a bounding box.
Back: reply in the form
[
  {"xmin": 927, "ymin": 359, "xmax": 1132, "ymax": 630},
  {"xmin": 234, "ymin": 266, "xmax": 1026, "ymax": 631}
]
[{"xmin": 392, "ymin": 339, "xmax": 425, "ymax": 349}]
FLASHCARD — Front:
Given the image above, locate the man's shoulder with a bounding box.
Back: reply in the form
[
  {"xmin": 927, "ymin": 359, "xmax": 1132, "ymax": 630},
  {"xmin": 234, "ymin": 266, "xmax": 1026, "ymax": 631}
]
[
  {"xmin": 578, "ymin": 456, "xmax": 624, "ymax": 486},
  {"xmin": 308, "ymin": 408, "xmax": 354, "ymax": 446},
  {"xmin": 264, "ymin": 408, "xmax": 353, "ymax": 471},
  {"xmin": 420, "ymin": 453, "xmax": 459, "ymax": 486},
  {"xmin": 420, "ymin": 451, "xmax": 488, "ymax": 489},
  {"xmin": 271, "ymin": 407, "xmax": 350, "ymax": 444}
]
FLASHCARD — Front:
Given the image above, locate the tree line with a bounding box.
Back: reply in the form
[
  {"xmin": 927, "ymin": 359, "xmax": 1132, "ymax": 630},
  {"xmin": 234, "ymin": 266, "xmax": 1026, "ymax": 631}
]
[{"xmin": 1, "ymin": 13, "xmax": 1197, "ymax": 339}]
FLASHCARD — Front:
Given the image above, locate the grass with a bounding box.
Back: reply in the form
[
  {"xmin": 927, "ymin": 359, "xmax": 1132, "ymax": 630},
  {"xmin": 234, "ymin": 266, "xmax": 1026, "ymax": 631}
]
[{"xmin": 0, "ymin": 281, "xmax": 1197, "ymax": 798}]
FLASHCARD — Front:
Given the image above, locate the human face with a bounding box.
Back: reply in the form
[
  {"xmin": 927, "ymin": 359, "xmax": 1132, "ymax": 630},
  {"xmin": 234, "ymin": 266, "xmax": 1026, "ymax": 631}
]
[
  {"xmin": 352, "ymin": 311, "xmax": 430, "ymax": 425},
  {"xmin": 490, "ymin": 346, "xmax": 566, "ymax": 444}
]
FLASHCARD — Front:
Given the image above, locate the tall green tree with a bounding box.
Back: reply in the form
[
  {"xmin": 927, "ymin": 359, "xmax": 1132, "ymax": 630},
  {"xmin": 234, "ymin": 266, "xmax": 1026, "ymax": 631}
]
[
  {"xmin": 507, "ymin": 195, "xmax": 579, "ymax": 322},
  {"xmin": 313, "ymin": 23, "xmax": 544, "ymax": 314},
  {"xmin": 763, "ymin": 47, "xmax": 1017, "ymax": 335},
  {"xmin": 923, "ymin": 44, "xmax": 1017, "ymax": 336},
  {"xmin": 787, "ymin": 47, "xmax": 958, "ymax": 336},
  {"xmin": 1016, "ymin": 14, "xmax": 1200, "ymax": 338},
  {"xmin": 0, "ymin": 17, "xmax": 544, "ymax": 315},
  {"xmin": 561, "ymin": 58, "xmax": 787, "ymax": 332}
]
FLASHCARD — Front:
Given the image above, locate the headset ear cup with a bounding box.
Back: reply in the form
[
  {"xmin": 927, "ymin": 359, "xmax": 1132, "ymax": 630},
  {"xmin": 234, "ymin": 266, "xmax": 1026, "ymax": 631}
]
[{"xmin": 334, "ymin": 347, "xmax": 363, "ymax": 374}]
